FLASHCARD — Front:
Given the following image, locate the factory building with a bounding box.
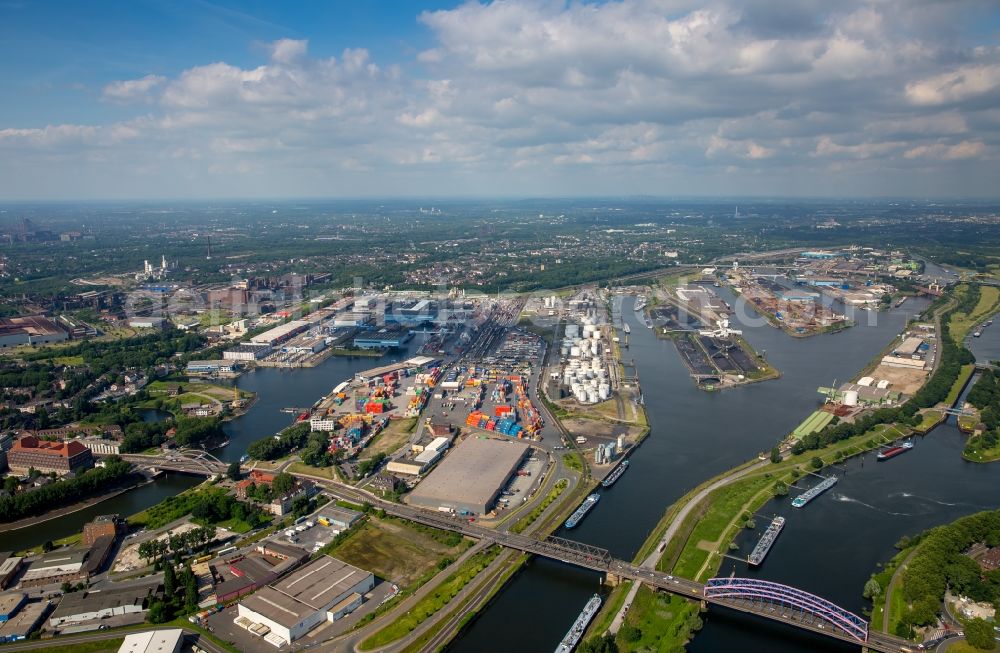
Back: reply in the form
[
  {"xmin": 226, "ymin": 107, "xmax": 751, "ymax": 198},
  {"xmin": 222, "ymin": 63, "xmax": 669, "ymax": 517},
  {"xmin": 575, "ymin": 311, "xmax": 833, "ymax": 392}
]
[
  {"xmin": 82, "ymin": 515, "xmax": 124, "ymax": 546},
  {"xmin": 223, "ymin": 344, "xmax": 273, "ymax": 361},
  {"xmin": 127, "ymin": 317, "xmax": 167, "ymax": 330},
  {"xmin": 49, "ymin": 581, "xmax": 159, "ymax": 628},
  {"xmin": 116, "ymin": 629, "xmax": 184, "ymax": 653},
  {"xmin": 407, "ymin": 436, "xmax": 530, "ymax": 515},
  {"xmin": 18, "ymin": 549, "xmax": 88, "ymax": 588},
  {"xmin": 353, "ymin": 327, "xmax": 413, "ymax": 349},
  {"xmin": 0, "ymin": 600, "xmax": 47, "ymax": 641},
  {"xmin": 0, "ymin": 316, "xmax": 69, "ymax": 348},
  {"xmin": 76, "ymin": 437, "xmax": 121, "ymax": 455},
  {"xmin": 0, "ymin": 593, "xmax": 26, "ymax": 622},
  {"xmin": 186, "ymin": 360, "xmax": 238, "ymax": 375},
  {"xmin": 236, "ymin": 556, "xmax": 374, "ymax": 645},
  {"xmin": 7, "ymin": 436, "xmax": 94, "ymax": 476},
  {"xmin": 249, "ymin": 320, "xmax": 310, "ymax": 347}
]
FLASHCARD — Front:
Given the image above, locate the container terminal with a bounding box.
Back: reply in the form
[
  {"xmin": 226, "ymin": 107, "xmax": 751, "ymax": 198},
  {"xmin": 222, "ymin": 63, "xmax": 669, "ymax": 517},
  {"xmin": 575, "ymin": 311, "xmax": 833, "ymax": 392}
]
[
  {"xmin": 747, "ymin": 516, "xmax": 785, "ymax": 566},
  {"xmin": 565, "ymin": 493, "xmax": 600, "ymax": 529},
  {"xmin": 555, "ymin": 594, "xmax": 602, "ymax": 653},
  {"xmin": 601, "ymin": 459, "xmax": 629, "ymax": 488},
  {"xmin": 791, "ymin": 475, "xmax": 838, "ymax": 508}
]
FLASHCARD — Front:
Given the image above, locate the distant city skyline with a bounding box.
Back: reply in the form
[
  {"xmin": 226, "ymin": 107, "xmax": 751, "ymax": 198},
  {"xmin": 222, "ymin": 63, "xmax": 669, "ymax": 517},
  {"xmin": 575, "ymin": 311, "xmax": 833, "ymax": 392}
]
[{"xmin": 1, "ymin": 0, "xmax": 999, "ymax": 200}]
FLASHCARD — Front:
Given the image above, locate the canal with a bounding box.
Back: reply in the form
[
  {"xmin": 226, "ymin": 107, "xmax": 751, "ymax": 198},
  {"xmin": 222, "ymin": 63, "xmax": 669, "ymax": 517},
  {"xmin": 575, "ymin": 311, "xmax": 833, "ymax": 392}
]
[{"xmin": 451, "ymin": 292, "xmax": 1000, "ymax": 652}]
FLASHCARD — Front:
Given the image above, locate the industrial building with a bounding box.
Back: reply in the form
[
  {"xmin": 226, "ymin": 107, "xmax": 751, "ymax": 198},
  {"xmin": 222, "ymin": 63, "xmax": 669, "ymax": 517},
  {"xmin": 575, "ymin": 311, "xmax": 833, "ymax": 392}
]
[
  {"xmin": 6, "ymin": 436, "xmax": 94, "ymax": 476},
  {"xmin": 82, "ymin": 514, "xmax": 124, "ymax": 546},
  {"xmin": 317, "ymin": 505, "xmax": 364, "ymax": 530},
  {"xmin": 0, "ymin": 316, "xmax": 68, "ymax": 348},
  {"xmin": 18, "ymin": 549, "xmax": 88, "ymax": 588},
  {"xmin": 0, "ymin": 555, "xmax": 23, "ymax": 590},
  {"xmin": 250, "ymin": 320, "xmax": 310, "ymax": 347},
  {"xmin": 49, "ymin": 581, "xmax": 159, "ymax": 628},
  {"xmin": 116, "ymin": 629, "xmax": 184, "ymax": 653},
  {"xmin": 407, "ymin": 436, "xmax": 531, "ymax": 515},
  {"xmin": 223, "ymin": 344, "xmax": 273, "ymax": 361},
  {"xmin": 186, "ymin": 360, "xmax": 238, "ymax": 375},
  {"xmin": 0, "ymin": 593, "xmax": 26, "ymax": 622},
  {"xmin": 0, "ymin": 601, "xmax": 47, "ymax": 641},
  {"xmin": 213, "ymin": 547, "xmax": 305, "ymax": 603},
  {"xmin": 127, "ymin": 317, "xmax": 167, "ymax": 329},
  {"xmin": 353, "ymin": 326, "xmax": 413, "ymax": 349},
  {"xmin": 236, "ymin": 556, "xmax": 374, "ymax": 645},
  {"xmin": 76, "ymin": 437, "xmax": 121, "ymax": 455}
]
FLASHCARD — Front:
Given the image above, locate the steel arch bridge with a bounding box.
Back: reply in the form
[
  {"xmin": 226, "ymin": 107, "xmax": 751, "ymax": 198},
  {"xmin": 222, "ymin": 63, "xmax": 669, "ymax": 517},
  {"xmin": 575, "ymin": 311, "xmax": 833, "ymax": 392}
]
[{"xmin": 704, "ymin": 577, "xmax": 868, "ymax": 643}]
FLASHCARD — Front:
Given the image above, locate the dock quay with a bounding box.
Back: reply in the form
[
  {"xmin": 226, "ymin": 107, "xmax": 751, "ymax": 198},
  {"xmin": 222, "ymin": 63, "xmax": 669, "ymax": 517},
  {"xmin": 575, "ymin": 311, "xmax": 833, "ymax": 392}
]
[
  {"xmin": 791, "ymin": 476, "xmax": 838, "ymax": 508},
  {"xmin": 748, "ymin": 516, "xmax": 785, "ymax": 566}
]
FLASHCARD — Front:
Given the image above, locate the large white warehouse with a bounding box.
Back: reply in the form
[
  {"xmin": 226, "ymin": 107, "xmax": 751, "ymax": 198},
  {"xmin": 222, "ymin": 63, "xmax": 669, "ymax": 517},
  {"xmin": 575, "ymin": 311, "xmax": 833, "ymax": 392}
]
[{"xmin": 236, "ymin": 556, "xmax": 374, "ymax": 645}]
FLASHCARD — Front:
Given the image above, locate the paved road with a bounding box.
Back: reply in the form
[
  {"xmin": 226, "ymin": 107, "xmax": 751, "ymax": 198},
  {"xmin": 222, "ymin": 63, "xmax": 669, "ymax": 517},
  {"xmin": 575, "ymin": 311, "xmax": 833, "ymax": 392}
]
[{"xmin": 607, "ymin": 458, "xmax": 768, "ymax": 634}]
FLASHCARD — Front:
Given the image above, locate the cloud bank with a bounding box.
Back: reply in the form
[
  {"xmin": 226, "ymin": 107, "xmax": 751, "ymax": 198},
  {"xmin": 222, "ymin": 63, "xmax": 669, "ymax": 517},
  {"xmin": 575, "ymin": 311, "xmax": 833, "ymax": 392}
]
[{"xmin": 1, "ymin": 0, "xmax": 998, "ymax": 198}]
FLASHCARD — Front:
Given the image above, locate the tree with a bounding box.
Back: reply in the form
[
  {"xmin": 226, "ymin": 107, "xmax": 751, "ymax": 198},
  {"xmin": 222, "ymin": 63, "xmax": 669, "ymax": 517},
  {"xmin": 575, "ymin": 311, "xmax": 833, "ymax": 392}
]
[
  {"xmin": 863, "ymin": 578, "xmax": 881, "ymax": 599},
  {"xmin": 271, "ymin": 472, "xmax": 295, "ymax": 497},
  {"xmin": 227, "ymin": 461, "xmax": 242, "ymax": 481},
  {"xmin": 810, "ymin": 456, "xmax": 823, "ymax": 469},
  {"xmin": 578, "ymin": 634, "xmax": 618, "ymax": 653},
  {"xmin": 183, "ymin": 567, "xmax": 199, "ymax": 611},
  {"xmin": 964, "ymin": 617, "xmax": 996, "ymax": 650},
  {"xmin": 769, "ymin": 446, "xmax": 781, "ymax": 463},
  {"xmin": 163, "ymin": 563, "xmax": 176, "ymax": 597},
  {"xmin": 147, "ymin": 599, "xmax": 167, "ymax": 624}
]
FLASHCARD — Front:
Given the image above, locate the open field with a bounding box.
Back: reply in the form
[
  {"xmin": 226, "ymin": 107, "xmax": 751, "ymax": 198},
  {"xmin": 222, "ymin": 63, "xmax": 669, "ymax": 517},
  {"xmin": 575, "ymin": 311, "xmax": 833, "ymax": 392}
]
[
  {"xmin": 360, "ymin": 546, "xmax": 502, "ymax": 649},
  {"xmin": 364, "ymin": 417, "xmax": 417, "ymax": 459},
  {"xmin": 950, "ymin": 286, "xmax": 1000, "ymax": 341},
  {"xmin": 323, "ymin": 516, "xmax": 470, "ymax": 587}
]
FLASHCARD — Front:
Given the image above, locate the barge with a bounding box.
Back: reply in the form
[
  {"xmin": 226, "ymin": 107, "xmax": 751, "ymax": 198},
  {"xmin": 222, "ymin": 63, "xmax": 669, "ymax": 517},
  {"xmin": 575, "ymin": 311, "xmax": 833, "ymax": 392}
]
[
  {"xmin": 565, "ymin": 494, "xmax": 600, "ymax": 529},
  {"xmin": 747, "ymin": 516, "xmax": 785, "ymax": 566},
  {"xmin": 791, "ymin": 476, "xmax": 838, "ymax": 508},
  {"xmin": 555, "ymin": 594, "xmax": 603, "ymax": 653}
]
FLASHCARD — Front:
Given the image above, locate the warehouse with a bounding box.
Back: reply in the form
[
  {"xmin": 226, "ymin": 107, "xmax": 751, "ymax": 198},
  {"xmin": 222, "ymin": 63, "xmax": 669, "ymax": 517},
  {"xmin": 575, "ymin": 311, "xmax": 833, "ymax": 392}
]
[
  {"xmin": 0, "ymin": 593, "xmax": 25, "ymax": 622},
  {"xmin": 250, "ymin": 320, "xmax": 310, "ymax": 347},
  {"xmin": 117, "ymin": 629, "xmax": 184, "ymax": 653},
  {"xmin": 186, "ymin": 360, "xmax": 237, "ymax": 375},
  {"xmin": 0, "ymin": 601, "xmax": 47, "ymax": 641},
  {"xmin": 236, "ymin": 556, "xmax": 374, "ymax": 645},
  {"xmin": 407, "ymin": 436, "xmax": 530, "ymax": 515},
  {"xmin": 892, "ymin": 336, "xmax": 925, "ymax": 357},
  {"xmin": 223, "ymin": 344, "xmax": 272, "ymax": 361},
  {"xmin": 49, "ymin": 582, "xmax": 158, "ymax": 627}
]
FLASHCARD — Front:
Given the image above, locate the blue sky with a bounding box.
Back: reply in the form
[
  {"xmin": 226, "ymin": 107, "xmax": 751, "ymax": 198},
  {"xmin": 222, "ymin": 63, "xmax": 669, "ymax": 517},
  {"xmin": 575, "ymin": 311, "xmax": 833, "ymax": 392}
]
[{"xmin": 1, "ymin": 0, "xmax": 999, "ymax": 199}]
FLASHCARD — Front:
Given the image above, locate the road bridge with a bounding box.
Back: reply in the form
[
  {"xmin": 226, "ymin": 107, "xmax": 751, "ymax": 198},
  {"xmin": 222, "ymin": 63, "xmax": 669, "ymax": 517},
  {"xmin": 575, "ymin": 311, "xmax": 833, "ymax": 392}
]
[{"xmin": 123, "ymin": 454, "xmax": 916, "ymax": 652}]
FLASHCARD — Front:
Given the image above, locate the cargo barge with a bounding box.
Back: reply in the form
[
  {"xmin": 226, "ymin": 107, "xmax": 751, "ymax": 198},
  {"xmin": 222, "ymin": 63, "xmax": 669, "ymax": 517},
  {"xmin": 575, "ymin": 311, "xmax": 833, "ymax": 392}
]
[
  {"xmin": 791, "ymin": 475, "xmax": 838, "ymax": 508},
  {"xmin": 623, "ymin": 323, "xmax": 631, "ymax": 334},
  {"xmin": 747, "ymin": 516, "xmax": 785, "ymax": 566},
  {"xmin": 555, "ymin": 594, "xmax": 602, "ymax": 653},
  {"xmin": 877, "ymin": 439, "xmax": 913, "ymax": 461},
  {"xmin": 565, "ymin": 493, "xmax": 600, "ymax": 529},
  {"xmin": 601, "ymin": 459, "xmax": 629, "ymax": 488}
]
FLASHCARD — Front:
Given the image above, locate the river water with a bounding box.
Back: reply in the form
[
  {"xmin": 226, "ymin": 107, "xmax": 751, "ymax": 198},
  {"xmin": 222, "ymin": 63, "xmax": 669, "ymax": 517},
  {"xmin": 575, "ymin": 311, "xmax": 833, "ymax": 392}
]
[
  {"xmin": 450, "ymin": 293, "xmax": 1000, "ymax": 652},
  {"xmin": 0, "ymin": 339, "xmax": 427, "ymax": 551}
]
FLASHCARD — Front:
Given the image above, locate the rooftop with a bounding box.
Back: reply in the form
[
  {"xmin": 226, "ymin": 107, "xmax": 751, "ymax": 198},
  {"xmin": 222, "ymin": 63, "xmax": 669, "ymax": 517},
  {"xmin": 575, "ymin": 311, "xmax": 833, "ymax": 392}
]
[
  {"xmin": 407, "ymin": 436, "xmax": 530, "ymax": 512},
  {"xmin": 11, "ymin": 436, "xmax": 88, "ymax": 458}
]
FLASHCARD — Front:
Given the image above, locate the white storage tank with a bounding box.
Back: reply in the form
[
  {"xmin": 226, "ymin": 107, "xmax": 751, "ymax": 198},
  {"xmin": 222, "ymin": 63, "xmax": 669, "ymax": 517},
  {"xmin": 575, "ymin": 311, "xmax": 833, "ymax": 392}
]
[
  {"xmin": 617, "ymin": 434, "xmax": 626, "ymax": 450},
  {"xmin": 598, "ymin": 384, "xmax": 610, "ymax": 400},
  {"xmin": 843, "ymin": 390, "xmax": 859, "ymax": 406},
  {"xmin": 570, "ymin": 346, "xmax": 581, "ymax": 357}
]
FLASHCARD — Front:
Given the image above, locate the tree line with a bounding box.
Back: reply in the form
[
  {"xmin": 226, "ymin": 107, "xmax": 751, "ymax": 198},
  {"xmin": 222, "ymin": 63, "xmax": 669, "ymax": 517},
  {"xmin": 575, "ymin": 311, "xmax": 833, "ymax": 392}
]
[{"xmin": 0, "ymin": 456, "xmax": 133, "ymax": 523}]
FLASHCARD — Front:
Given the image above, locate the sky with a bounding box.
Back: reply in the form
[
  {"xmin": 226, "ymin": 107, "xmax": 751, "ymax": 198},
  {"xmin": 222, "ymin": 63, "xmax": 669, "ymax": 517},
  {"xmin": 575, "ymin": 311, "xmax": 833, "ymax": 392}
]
[{"xmin": 1, "ymin": 0, "xmax": 999, "ymax": 200}]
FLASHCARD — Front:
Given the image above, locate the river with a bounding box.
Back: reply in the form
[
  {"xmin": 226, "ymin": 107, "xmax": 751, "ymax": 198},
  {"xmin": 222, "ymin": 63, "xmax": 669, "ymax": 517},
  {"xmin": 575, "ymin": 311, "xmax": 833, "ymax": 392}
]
[
  {"xmin": 450, "ymin": 292, "xmax": 1000, "ymax": 652},
  {"xmin": 0, "ymin": 338, "xmax": 427, "ymax": 552}
]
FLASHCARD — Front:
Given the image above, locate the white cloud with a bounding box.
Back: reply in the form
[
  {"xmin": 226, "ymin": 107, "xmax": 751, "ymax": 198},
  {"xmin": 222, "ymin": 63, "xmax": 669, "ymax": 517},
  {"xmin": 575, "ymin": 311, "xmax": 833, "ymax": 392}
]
[
  {"xmin": 1, "ymin": 3, "xmax": 999, "ymax": 198},
  {"xmin": 102, "ymin": 74, "xmax": 166, "ymax": 102}
]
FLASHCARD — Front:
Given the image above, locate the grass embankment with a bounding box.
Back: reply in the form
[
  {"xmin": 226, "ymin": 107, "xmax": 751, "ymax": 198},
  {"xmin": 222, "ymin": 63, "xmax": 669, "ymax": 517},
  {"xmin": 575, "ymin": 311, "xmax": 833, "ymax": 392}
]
[
  {"xmin": 511, "ymin": 479, "xmax": 568, "ymax": 534},
  {"xmin": 321, "ymin": 515, "xmax": 471, "ymax": 588},
  {"xmin": 617, "ymin": 585, "xmax": 702, "ymax": 652},
  {"xmin": 945, "ymin": 364, "xmax": 977, "ymax": 406},
  {"xmin": 945, "ymin": 641, "xmax": 998, "ymax": 653},
  {"xmin": 866, "ymin": 545, "xmax": 917, "ymax": 632},
  {"xmin": 962, "ymin": 436, "xmax": 1000, "ymax": 463},
  {"xmin": 22, "ymin": 639, "xmax": 124, "ymax": 653},
  {"xmin": 914, "ymin": 409, "xmax": 945, "ymax": 433},
  {"xmin": 360, "ymin": 546, "xmax": 502, "ymax": 650},
  {"xmin": 949, "ymin": 285, "xmax": 1000, "ymax": 341},
  {"xmin": 286, "ymin": 461, "xmax": 338, "ymax": 479},
  {"xmin": 397, "ymin": 550, "xmax": 526, "ymax": 653},
  {"xmin": 128, "ymin": 483, "xmax": 212, "ymax": 529}
]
